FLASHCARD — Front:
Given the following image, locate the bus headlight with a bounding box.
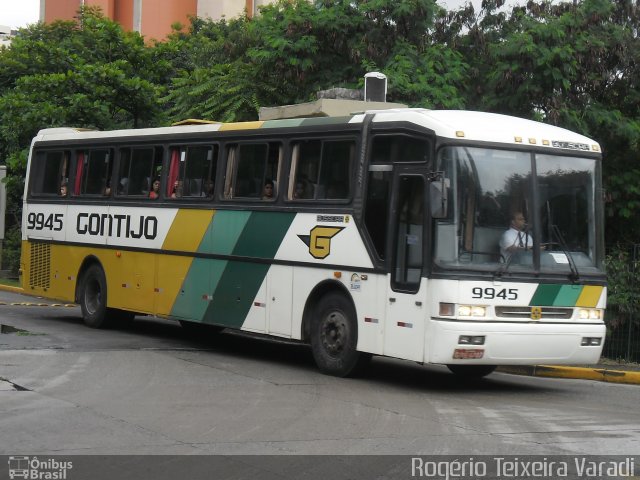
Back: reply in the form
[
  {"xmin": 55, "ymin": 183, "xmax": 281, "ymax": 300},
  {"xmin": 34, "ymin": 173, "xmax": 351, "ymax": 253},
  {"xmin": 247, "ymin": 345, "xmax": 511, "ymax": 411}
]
[
  {"xmin": 439, "ymin": 303, "xmax": 487, "ymax": 318},
  {"xmin": 458, "ymin": 305, "xmax": 487, "ymax": 318},
  {"xmin": 578, "ymin": 308, "xmax": 602, "ymax": 320}
]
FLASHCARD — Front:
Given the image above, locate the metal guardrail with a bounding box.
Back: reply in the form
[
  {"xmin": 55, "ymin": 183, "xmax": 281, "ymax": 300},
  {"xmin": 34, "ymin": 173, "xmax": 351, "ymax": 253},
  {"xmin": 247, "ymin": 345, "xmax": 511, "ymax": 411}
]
[
  {"xmin": 603, "ymin": 320, "xmax": 640, "ymax": 364},
  {"xmin": 602, "ymin": 244, "xmax": 640, "ymax": 364}
]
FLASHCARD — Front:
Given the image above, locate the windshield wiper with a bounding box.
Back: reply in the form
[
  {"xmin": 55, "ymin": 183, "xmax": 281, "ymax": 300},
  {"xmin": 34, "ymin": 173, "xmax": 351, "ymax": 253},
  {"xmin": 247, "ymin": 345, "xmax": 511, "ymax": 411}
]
[
  {"xmin": 494, "ymin": 249, "xmax": 516, "ymax": 279},
  {"xmin": 551, "ymin": 224, "xmax": 580, "ymax": 283}
]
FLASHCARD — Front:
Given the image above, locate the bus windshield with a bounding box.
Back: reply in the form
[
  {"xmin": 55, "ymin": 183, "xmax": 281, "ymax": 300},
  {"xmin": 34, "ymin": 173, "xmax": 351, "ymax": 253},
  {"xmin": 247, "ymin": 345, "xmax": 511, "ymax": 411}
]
[{"xmin": 433, "ymin": 146, "xmax": 602, "ymax": 275}]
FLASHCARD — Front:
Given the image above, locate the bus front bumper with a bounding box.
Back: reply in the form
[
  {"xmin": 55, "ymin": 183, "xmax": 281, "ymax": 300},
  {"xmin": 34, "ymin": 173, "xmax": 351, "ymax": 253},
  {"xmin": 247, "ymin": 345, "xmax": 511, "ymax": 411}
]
[{"xmin": 428, "ymin": 319, "xmax": 606, "ymax": 365}]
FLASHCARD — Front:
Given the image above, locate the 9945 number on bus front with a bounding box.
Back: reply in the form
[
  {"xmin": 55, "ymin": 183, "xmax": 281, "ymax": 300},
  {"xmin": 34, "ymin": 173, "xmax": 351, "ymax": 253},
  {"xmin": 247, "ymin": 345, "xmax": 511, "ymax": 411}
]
[{"xmin": 471, "ymin": 287, "xmax": 518, "ymax": 300}]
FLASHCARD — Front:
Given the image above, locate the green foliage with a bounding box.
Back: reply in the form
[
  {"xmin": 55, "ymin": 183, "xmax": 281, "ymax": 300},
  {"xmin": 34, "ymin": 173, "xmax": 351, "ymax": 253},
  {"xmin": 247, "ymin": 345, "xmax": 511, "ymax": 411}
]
[
  {"xmin": 160, "ymin": 0, "xmax": 468, "ymax": 120},
  {"xmin": 379, "ymin": 40, "xmax": 467, "ymax": 108},
  {"xmin": 1, "ymin": 225, "xmax": 22, "ymax": 274},
  {"xmin": 605, "ymin": 247, "xmax": 640, "ymax": 328},
  {"xmin": 0, "ymin": 6, "xmax": 169, "ymax": 236},
  {"xmin": 163, "ymin": 62, "xmax": 276, "ymax": 122}
]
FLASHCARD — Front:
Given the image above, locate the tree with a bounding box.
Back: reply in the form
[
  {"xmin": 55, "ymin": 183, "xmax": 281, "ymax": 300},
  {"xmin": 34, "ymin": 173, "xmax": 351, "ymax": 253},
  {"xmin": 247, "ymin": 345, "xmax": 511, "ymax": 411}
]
[
  {"xmin": 161, "ymin": 0, "xmax": 469, "ymax": 121},
  {"xmin": 0, "ymin": 7, "xmax": 169, "ymax": 233}
]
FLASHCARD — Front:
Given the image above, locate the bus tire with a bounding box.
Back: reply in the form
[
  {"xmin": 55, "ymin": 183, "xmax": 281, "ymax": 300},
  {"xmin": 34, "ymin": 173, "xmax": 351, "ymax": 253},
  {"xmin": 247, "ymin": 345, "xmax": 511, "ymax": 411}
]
[
  {"xmin": 310, "ymin": 292, "xmax": 371, "ymax": 377},
  {"xmin": 79, "ymin": 264, "xmax": 111, "ymax": 329},
  {"xmin": 447, "ymin": 365, "xmax": 497, "ymax": 378}
]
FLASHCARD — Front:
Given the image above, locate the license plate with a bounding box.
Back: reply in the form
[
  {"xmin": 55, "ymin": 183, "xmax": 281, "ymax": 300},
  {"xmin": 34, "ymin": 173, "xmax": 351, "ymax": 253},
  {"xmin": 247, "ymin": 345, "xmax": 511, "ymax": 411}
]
[{"xmin": 453, "ymin": 348, "xmax": 484, "ymax": 359}]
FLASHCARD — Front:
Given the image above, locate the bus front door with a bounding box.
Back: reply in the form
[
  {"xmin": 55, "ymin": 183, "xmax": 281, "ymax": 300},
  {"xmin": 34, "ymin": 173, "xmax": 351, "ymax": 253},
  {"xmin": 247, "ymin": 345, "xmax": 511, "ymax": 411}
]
[{"xmin": 383, "ymin": 174, "xmax": 427, "ymax": 362}]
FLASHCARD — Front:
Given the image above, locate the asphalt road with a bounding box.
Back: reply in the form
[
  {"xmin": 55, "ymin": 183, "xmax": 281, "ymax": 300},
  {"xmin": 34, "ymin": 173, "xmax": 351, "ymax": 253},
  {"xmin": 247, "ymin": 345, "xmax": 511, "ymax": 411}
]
[{"xmin": 1, "ymin": 290, "xmax": 639, "ymax": 457}]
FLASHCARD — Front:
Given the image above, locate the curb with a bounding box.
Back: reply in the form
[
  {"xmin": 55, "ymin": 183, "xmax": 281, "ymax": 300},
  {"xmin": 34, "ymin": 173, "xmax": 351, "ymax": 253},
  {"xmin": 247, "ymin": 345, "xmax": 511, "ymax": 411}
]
[
  {"xmin": 0, "ymin": 283, "xmax": 25, "ymax": 294},
  {"xmin": 497, "ymin": 365, "xmax": 640, "ymax": 385},
  {"xmin": 0, "ymin": 283, "xmax": 76, "ymax": 307}
]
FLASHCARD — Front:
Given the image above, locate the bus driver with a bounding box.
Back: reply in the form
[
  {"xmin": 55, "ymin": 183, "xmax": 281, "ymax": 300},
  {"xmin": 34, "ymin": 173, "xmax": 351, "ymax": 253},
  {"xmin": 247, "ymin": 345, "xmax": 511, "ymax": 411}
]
[{"xmin": 499, "ymin": 211, "xmax": 532, "ymax": 261}]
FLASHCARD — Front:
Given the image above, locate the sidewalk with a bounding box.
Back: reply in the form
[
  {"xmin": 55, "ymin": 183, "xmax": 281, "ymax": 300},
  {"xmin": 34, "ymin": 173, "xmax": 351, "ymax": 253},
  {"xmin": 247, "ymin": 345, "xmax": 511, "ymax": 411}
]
[
  {"xmin": 0, "ymin": 282, "xmax": 24, "ymax": 294},
  {"xmin": 497, "ymin": 364, "xmax": 640, "ymax": 385},
  {"xmin": 1, "ymin": 283, "xmax": 638, "ymax": 385}
]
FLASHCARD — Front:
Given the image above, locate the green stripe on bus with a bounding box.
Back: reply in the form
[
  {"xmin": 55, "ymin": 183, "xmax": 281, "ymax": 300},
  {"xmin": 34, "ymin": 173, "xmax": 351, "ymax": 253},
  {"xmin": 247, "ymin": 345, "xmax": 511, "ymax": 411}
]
[
  {"xmin": 201, "ymin": 210, "xmax": 251, "ymax": 255},
  {"xmin": 232, "ymin": 211, "xmax": 296, "ymax": 258},
  {"xmin": 261, "ymin": 119, "xmax": 306, "ymax": 129},
  {"xmin": 203, "ymin": 211, "xmax": 296, "ymax": 328},
  {"xmin": 170, "ymin": 211, "xmax": 250, "ymax": 320},
  {"xmin": 170, "ymin": 258, "xmax": 215, "ymax": 321},
  {"xmin": 529, "ymin": 284, "xmax": 562, "ymax": 306},
  {"xmin": 206, "ymin": 262, "xmax": 270, "ymax": 328},
  {"xmin": 552, "ymin": 285, "xmax": 583, "ymax": 306}
]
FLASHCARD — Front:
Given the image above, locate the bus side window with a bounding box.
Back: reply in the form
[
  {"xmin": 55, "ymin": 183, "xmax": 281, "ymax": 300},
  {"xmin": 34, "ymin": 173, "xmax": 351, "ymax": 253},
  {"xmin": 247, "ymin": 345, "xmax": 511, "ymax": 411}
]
[
  {"xmin": 393, "ymin": 175, "xmax": 425, "ymax": 291},
  {"xmin": 75, "ymin": 149, "xmax": 112, "ymax": 196},
  {"xmin": 118, "ymin": 147, "xmax": 162, "ymax": 197},
  {"xmin": 168, "ymin": 145, "xmax": 217, "ymax": 198},
  {"xmin": 371, "ymin": 135, "xmax": 430, "ymax": 164},
  {"xmin": 31, "ymin": 151, "xmax": 69, "ymax": 196},
  {"xmin": 288, "ymin": 139, "xmax": 354, "ymax": 200},
  {"xmin": 364, "ymin": 165, "xmax": 393, "ymax": 259},
  {"xmin": 226, "ymin": 142, "xmax": 281, "ymax": 200},
  {"xmin": 289, "ymin": 141, "xmax": 319, "ymax": 200}
]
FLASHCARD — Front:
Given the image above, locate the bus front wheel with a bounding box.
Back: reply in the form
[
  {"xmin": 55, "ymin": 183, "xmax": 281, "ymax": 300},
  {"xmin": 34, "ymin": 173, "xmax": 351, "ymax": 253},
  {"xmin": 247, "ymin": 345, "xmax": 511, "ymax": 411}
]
[
  {"xmin": 447, "ymin": 365, "xmax": 497, "ymax": 378},
  {"xmin": 310, "ymin": 292, "xmax": 370, "ymax": 377},
  {"xmin": 79, "ymin": 264, "xmax": 111, "ymax": 329}
]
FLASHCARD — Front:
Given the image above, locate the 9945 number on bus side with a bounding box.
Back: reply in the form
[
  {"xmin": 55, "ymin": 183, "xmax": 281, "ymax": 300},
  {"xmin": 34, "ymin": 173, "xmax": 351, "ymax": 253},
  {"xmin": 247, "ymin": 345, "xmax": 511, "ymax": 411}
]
[
  {"xmin": 471, "ymin": 287, "xmax": 518, "ymax": 300},
  {"xmin": 27, "ymin": 212, "xmax": 64, "ymax": 231}
]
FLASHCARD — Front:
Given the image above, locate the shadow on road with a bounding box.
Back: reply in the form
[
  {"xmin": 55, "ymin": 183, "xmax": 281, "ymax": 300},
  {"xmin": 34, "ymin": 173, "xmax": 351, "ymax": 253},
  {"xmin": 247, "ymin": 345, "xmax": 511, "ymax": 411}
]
[{"xmin": 27, "ymin": 312, "xmax": 556, "ymax": 395}]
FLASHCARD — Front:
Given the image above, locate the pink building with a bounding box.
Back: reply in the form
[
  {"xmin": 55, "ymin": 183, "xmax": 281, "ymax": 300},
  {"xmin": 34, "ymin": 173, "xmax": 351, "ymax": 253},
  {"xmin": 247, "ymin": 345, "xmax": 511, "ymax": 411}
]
[{"xmin": 40, "ymin": 0, "xmax": 274, "ymax": 40}]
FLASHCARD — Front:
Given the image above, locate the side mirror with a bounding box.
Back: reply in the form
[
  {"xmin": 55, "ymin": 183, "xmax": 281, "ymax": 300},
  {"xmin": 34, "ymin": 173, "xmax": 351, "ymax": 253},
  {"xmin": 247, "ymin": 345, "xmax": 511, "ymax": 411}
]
[{"xmin": 430, "ymin": 177, "xmax": 449, "ymax": 219}]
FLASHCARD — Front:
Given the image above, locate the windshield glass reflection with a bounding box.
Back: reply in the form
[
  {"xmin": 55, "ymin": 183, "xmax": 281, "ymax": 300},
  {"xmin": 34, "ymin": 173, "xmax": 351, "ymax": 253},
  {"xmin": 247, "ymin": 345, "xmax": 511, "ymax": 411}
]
[{"xmin": 433, "ymin": 146, "xmax": 601, "ymax": 275}]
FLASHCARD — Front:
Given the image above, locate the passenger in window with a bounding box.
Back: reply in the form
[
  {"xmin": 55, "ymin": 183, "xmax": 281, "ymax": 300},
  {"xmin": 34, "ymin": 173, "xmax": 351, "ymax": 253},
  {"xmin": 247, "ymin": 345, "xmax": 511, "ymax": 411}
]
[
  {"xmin": 59, "ymin": 181, "xmax": 68, "ymax": 197},
  {"xmin": 149, "ymin": 178, "xmax": 161, "ymax": 199},
  {"xmin": 203, "ymin": 179, "xmax": 214, "ymax": 197},
  {"xmin": 103, "ymin": 180, "xmax": 111, "ymax": 196},
  {"xmin": 262, "ymin": 179, "xmax": 274, "ymax": 200},
  {"xmin": 171, "ymin": 180, "xmax": 183, "ymax": 198},
  {"xmin": 118, "ymin": 178, "xmax": 128, "ymax": 195},
  {"xmin": 293, "ymin": 180, "xmax": 307, "ymax": 199}
]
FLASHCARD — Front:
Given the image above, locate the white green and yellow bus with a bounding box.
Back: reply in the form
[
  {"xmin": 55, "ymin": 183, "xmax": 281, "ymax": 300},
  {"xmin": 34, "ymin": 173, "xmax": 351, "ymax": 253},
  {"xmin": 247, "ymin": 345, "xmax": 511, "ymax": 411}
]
[{"xmin": 20, "ymin": 108, "xmax": 606, "ymax": 377}]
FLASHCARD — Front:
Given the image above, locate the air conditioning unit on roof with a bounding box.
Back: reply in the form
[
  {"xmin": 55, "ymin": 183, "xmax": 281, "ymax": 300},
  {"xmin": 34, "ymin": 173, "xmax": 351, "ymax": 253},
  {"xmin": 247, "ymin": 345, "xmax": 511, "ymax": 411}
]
[{"xmin": 364, "ymin": 72, "xmax": 387, "ymax": 102}]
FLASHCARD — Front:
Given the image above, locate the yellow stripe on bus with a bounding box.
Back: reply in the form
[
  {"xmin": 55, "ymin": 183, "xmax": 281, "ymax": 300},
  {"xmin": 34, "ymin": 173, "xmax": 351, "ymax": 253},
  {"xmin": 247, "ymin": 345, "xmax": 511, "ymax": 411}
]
[
  {"xmin": 155, "ymin": 255, "xmax": 196, "ymax": 316},
  {"xmin": 218, "ymin": 121, "xmax": 264, "ymax": 131},
  {"xmin": 155, "ymin": 209, "xmax": 215, "ymax": 315},
  {"xmin": 575, "ymin": 285, "xmax": 604, "ymax": 308},
  {"xmin": 162, "ymin": 209, "xmax": 214, "ymax": 252}
]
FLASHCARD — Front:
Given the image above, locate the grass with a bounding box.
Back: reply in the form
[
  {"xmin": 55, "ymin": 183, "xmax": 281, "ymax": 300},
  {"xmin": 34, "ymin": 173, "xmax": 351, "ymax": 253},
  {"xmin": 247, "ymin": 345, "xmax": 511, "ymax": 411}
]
[{"xmin": 0, "ymin": 277, "xmax": 20, "ymax": 288}]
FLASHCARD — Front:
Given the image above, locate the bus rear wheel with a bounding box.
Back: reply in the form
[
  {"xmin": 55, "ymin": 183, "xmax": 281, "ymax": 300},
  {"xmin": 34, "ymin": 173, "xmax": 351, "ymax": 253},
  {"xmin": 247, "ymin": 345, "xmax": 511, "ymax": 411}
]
[
  {"xmin": 79, "ymin": 264, "xmax": 111, "ymax": 329},
  {"xmin": 447, "ymin": 365, "xmax": 497, "ymax": 378},
  {"xmin": 310, "ymin": 292, "xmax": 370, "ymax": 377}
]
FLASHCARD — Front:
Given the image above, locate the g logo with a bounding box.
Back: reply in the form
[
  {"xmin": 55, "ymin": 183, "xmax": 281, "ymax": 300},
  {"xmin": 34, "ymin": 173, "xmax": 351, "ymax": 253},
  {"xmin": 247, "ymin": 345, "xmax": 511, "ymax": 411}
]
[{"xmin": 298, "ymin": 226, "xmax": 344, "ymax": 259}]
